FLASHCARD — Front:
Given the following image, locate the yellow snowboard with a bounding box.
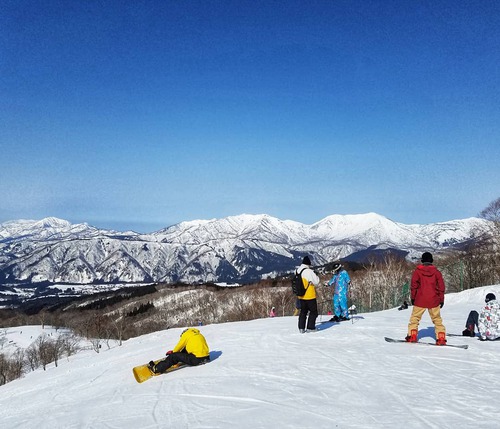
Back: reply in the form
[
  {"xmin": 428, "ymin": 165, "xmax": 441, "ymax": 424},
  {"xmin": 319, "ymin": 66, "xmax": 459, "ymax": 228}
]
[{"xmin": 133, "ymin": 359, "xmax": 186, "ymax": 383}]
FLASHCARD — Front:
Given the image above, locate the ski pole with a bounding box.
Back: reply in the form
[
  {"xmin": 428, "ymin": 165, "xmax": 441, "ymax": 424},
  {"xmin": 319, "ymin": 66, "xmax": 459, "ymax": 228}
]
[{"xmin": 349, "ymin": 281, "xmax": 353, "ymax": 324}]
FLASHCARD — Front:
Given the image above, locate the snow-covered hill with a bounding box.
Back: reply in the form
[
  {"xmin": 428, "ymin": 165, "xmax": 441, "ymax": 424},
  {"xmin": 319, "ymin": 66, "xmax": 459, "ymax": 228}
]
[
  {"xmin": 0, "ymin": 213, "xmax": 490, "ymax": 288},
  {"xmin": 1, "ymin": 285, "xmax": 499, "ymax": 428}
]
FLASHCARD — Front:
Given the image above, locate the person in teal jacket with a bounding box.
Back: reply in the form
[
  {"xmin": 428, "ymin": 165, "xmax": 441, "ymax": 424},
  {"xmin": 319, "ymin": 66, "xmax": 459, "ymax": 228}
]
[{"xmin": 327, "ymin": 262, "xmax": 351, "ymax": 322}]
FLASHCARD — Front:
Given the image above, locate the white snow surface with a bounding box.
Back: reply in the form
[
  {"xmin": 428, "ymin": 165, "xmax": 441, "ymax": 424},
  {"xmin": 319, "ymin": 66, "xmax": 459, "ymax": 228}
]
[{"xmin": 2, "ymin": 285, "xmax": 500, "ymax": 429}]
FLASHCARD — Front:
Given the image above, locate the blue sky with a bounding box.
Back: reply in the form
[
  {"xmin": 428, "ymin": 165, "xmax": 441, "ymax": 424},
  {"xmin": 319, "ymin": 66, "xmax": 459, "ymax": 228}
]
[{"xmin": 1, "ymin": 0, "xmax": 499, "ymax": 232}]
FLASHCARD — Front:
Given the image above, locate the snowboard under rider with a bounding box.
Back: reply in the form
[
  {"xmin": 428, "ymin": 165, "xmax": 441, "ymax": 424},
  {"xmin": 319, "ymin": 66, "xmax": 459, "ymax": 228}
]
[
  {"xmin": 149, "ymin": 328, "xmax": 210, "ymax": 374},
  {"xmin": 406, "ymin": 252, "xmax": 447, "ymax": 345},
  {"xmin": 462, "ymin": 293, "xmax": 500, "ymax": 340}
]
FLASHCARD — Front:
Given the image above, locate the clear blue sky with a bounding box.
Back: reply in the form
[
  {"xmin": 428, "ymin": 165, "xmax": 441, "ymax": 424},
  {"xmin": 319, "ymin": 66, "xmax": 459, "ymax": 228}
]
[{"xmin": 1, "ymin": 0, "xmax": 499, "ymax": 232}]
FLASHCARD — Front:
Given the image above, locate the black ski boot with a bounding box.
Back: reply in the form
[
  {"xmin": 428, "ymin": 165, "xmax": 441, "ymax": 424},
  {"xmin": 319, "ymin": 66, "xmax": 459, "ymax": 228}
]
[{"xmin": 148, "ymin": 361, "xmax": 157, "ymax": 374}]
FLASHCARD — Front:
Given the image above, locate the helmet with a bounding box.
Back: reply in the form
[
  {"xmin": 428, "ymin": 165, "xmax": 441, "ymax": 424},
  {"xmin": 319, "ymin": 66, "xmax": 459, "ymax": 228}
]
[
  {"xmin": 485, "ymin": 293, "xmax": 496, "ymax": 303},
  {"xmin": 421, "ymin": 252, "xmax": 433, "ymax": 263},
  {"xmin": 332, "ymin": 262, "xmax": 342, "ymax": 272}
]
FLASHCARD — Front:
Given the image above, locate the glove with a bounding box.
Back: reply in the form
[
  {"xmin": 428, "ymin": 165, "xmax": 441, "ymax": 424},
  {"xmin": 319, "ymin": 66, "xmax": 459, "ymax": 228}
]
[
  {"xmin": 411, "ymin": 299, "xmax": 415, "ymax": 306},
  {"xmin": 166, "ymin": 350, "xmax": 173, "ymax": 356},
  {"xmin": 440, "ymin": 302, "xmax": 444, "ymax": 308}
]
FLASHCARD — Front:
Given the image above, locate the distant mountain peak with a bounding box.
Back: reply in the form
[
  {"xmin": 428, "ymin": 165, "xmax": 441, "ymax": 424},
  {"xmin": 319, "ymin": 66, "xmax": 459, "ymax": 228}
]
[
  {"xmin": 0, "ymin": 212, "xmax": 492, "ymax": 287},
  {"xmin": 34, "ymin": 217, "xmax": 73, "ymax": 228}
]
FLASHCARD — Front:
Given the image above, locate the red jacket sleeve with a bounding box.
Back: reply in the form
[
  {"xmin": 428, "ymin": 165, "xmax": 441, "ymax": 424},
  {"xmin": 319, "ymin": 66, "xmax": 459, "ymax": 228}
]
[
  {"xmin": 410, "ymin": 270, "xmax": 420, "ymax": 302},
  {"xmin": 436, "ymin": 270, "xmax": 445, "ymax": 303}
]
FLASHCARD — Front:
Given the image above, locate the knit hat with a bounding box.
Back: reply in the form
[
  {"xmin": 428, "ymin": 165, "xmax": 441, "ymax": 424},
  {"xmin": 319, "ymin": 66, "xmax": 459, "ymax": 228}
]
[
  {"xmin": 302, "ymin": 256, "xmax": 311, "ymax": 266},
  {"xmin": 421, "ymin": 252, "xmax": 433, "ymax": 263},
  {"xmin": 485, "ymin": 293, "xmax": 496, "ymax": 303}
]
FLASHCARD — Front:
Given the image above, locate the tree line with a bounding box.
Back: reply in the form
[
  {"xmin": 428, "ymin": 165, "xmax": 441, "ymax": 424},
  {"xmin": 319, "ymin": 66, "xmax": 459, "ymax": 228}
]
[{"xmin": 0, "ymin": 329, "xmax": 80, "ymax": 385}]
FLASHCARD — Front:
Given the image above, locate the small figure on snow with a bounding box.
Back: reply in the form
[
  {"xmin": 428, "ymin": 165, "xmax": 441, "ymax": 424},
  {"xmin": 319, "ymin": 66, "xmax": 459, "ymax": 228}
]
[
  {"xmin": 398, "ymin": 301, "xmax": 409, "ymax": 311},
  {"xmin": 269, "ymin": 307, "xmax": 276, "ymax": 317},
  {"xmin": 296, "ymin": 256, "xmax": 320, "ymax": 333},
  {"xmin": 348, "ymin": 304, "xmax": 357, "ymax": 316},
  {"xmin": 149, "ymin": 328, "xmax": 210, "ymax": 374},
  {"xmin": 462, "ymin": 293, "xmax": 500, "ymax": 340},
  {"xmin": 406, "ymin": 252, "xmax": 447, "ymax": 345},
  {"xmin": 326, "ymin": 262, "xmax": 351, "ymax": 322}
]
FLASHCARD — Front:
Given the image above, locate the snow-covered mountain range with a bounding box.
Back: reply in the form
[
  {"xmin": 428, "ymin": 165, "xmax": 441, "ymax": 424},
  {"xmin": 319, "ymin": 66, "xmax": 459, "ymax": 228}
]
[{"xmin": 0, "ymin": 213, "xmax": 490, "ymax": 286}]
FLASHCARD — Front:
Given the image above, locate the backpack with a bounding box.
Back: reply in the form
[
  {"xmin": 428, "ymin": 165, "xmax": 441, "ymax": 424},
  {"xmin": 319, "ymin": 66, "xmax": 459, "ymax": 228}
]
[{"xmin": 291, "ymin": 268, "xmax": 309, "ymax": 296}]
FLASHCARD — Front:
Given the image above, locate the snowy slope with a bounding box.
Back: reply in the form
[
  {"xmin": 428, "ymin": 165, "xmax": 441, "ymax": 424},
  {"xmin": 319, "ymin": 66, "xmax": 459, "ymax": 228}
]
[
  {"xmin": 1, "ymin": 285, "xmax": 500, "ymax": 428},
  {"xmin": 0, "ymin": 325, "xmax": 90, "ymax": 357}
]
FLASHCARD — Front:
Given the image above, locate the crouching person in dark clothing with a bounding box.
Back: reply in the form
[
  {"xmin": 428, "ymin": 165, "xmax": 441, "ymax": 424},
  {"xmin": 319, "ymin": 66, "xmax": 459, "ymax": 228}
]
[
  {"xmin": 462, "ymin": 293, "xmax": 500, "ymax": 340},
  {"xmin": 149, "ymin": 328, "xmax": 210, "ymax": 374}
]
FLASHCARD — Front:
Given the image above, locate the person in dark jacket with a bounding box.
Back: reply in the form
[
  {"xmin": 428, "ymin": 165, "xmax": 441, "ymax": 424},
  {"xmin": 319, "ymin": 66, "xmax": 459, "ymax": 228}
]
[{"xmin": 406, "ymin": 252, "xmax": 447, "ymax": 345}]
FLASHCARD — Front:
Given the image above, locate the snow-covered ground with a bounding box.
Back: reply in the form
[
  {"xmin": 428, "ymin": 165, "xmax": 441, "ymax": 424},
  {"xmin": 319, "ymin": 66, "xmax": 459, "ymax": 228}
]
[
  {"xmin": 1, "ymin": 285, "xmax": 500, "ymax": 428},
  {"xmin": 0, "ymin": 325, "xmax": 84, "ymax": 356}
]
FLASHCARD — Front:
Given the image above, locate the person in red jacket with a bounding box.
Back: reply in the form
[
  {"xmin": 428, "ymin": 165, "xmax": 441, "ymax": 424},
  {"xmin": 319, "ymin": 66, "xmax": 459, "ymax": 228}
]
[{"xmin": 406, "ymin": 252, "xmax": 447, "ymax": 345}]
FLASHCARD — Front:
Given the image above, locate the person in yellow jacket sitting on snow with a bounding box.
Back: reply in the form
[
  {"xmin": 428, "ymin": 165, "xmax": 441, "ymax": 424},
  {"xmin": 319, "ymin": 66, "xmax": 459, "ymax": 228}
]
[{"xmin": 149, "ymin": 328, "xmax": 210, "ymax": 374}]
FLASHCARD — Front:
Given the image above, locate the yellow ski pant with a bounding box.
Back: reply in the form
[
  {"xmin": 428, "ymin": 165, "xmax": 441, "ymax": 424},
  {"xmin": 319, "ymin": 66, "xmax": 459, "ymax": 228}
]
[{"xmin": 407, "ymin": 305, "xmax": 446, "ymax": 338}]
